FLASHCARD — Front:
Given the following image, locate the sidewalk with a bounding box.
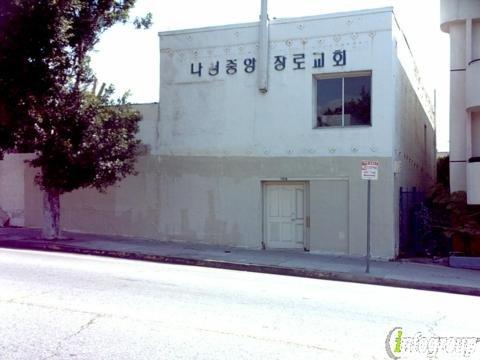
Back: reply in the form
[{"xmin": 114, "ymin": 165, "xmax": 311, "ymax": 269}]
[{"xmin": 0, "ymin": 227, "xmax": 479, "ymax": 296}]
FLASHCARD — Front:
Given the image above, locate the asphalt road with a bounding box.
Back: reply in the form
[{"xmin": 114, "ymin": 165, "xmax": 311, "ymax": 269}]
[{"xmin": 0, "ymin": 249, "xmax": 479, "ymax": 360}]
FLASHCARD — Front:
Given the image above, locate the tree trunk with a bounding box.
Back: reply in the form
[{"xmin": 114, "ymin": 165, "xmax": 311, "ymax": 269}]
[{"xmin": 42, "ymin": 189, "xmax": 60, "ymax": 239}]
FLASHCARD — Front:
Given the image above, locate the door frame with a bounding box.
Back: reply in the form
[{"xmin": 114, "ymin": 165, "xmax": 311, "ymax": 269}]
[{"xmin": 261, "ymin": 181, "xmax": 310, "ymax": 251}]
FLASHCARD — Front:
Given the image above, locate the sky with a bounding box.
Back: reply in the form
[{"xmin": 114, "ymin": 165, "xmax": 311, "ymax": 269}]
[{"xmin": 90, "ymin": 0, "xmax": 450, "ymax": 151}]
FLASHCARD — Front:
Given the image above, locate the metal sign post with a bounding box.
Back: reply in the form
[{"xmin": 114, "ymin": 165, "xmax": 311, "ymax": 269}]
[
  {"xmin": 366, "ymin": 179, "xmax": 371, "ymax": 273},
  {"xmin": 361, "ymin": 160, "xmax": 379, "ymax": 274}
]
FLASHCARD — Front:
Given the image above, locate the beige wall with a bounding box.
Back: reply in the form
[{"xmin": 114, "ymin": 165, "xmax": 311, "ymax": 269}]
[
  {"xmin": 0, "ymin": 154, "xmax": 35, "ymax": 226},
  {"xmin": 21, "ymin": 154, "xmax": 395, "ymax": 258},
  {"xmin": 393, "ymin": 62, "xmax": 436, "ymax": 191},
  {"xmin": 393, "ymin": 19, "xmax": 436, "ymax": 190},
  {"xmin": 133, "ymin": 103, "xmax": 159, "ymax": 153},
  {"xmin": 310, "ymin": 180, "xmax": 349, "ymax": 254}
]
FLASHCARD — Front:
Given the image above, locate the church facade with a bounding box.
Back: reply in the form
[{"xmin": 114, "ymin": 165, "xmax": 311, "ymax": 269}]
[{"xmin": 0, "ymin": 7, "xmax": 436, "ymax": 259}]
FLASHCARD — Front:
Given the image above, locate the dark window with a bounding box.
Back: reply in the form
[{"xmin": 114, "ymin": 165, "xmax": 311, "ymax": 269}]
[
  {"xmin": 315, "ymin": 74, "xmax": 371, "ymax": 128},
  {"xmin": 316, "ymin": 78, "xmax": 342, "ymax": 127}
]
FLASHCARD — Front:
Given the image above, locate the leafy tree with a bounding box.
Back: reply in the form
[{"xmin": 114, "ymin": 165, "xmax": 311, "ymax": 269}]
[
  {"xmin": 0, "ymin": 0, "xmax": 151, "ymax": 238},
  {"xmin": 420, "ymin": 185, "xmax": 480, "ymax": 256}
]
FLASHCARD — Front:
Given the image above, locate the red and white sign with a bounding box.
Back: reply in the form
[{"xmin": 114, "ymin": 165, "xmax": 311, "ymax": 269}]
[{"xmin": 361, "ymin": 160, "xmax": 379, "ymax": 180}]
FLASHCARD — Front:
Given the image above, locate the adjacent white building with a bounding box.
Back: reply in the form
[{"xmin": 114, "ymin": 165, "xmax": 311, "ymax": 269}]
[
  {"xmin": 440, "ymin": 0, "xmax": 480, "ymax": 203},
  {"xmin": 0, "ymin": 7, "xmax": 435, "ymax": 259}
]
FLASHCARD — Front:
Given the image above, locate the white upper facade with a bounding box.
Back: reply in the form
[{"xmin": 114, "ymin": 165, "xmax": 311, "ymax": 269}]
[{"xmin": 156, "ymin": 7, "xmax": 431, "ymax": 159}]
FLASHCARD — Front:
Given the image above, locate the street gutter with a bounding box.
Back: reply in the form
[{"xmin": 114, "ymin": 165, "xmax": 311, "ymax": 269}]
[{"xmin": 0, "ymin": 239, "xmax": 479, "ymax": 297}]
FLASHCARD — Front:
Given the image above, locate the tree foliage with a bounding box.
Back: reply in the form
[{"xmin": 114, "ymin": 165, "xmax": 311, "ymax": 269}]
[
  {"xmin": 421, "ymin": 185, "xmax": 480, "ymax": 256},
  {"xmin": 0, "ymin": 0, "xmax": 150, "ymax": 194}
]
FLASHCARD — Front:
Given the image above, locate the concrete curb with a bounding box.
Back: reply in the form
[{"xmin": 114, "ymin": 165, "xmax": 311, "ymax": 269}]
[
  {"xmin": 449, "ymin": 256, "xmax": 480, "ymax": 270},
  {"xmin": 1, "ymin": 240, "xmax": 479, "ymax": 297}
]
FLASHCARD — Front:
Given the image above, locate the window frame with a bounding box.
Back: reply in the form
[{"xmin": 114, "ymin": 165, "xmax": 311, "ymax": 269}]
[{"xmin": 313, "ymin": 71, "xmax": 373, "ymax": 129}]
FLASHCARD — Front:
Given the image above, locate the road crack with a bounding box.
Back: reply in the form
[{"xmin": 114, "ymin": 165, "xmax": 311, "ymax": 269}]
[
  {"xmin": 427, "ymin": 313, "xmax": 446, "ymax": 335},
  {"xmin": 3, "ymin": 290, "xmax": 53, "ymax": 304},
  {"xmin": 0, "ymin": 298, "xmax": 102, "ymax": 316},
  {"xmin": 40, "ymin": 314, "xmax": 104, "ymax": 360}
]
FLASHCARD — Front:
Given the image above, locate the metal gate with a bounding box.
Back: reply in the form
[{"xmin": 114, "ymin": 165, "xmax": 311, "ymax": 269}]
[{"xmin": 399, "ymin": 187, "xmax": 425, "ymax": 256}]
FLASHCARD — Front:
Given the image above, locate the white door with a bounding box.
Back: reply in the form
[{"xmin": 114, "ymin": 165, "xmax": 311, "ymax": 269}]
[{"xmin": 265, "ymin": 183, "xmax": 305, "ymax": 249}]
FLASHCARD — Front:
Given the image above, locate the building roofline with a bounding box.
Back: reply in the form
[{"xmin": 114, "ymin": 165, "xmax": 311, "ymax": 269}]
[
  {"xmin": 271, "ymin": 6, "xmax": 393, "ymax": 25},
  {"xmin": 159, "ymin": 21, "xmax": 258, "ymax": 37},
  {"xmin": 158, "ymin": 7, "xmax": 394, "ymax": 37},
  {"xmin": 130, "ymin": 102, "xmax": 159, "ymax": 106}
]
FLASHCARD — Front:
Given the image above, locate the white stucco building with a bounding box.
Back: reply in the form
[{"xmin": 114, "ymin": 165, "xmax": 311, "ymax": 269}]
[
  {"xmin": 440, "ymin": 0, "xmax": 480, "ymax": 204},
  {"xmin": 0, "ymin": 7, "xmax": 435, "ymax": 259}
]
